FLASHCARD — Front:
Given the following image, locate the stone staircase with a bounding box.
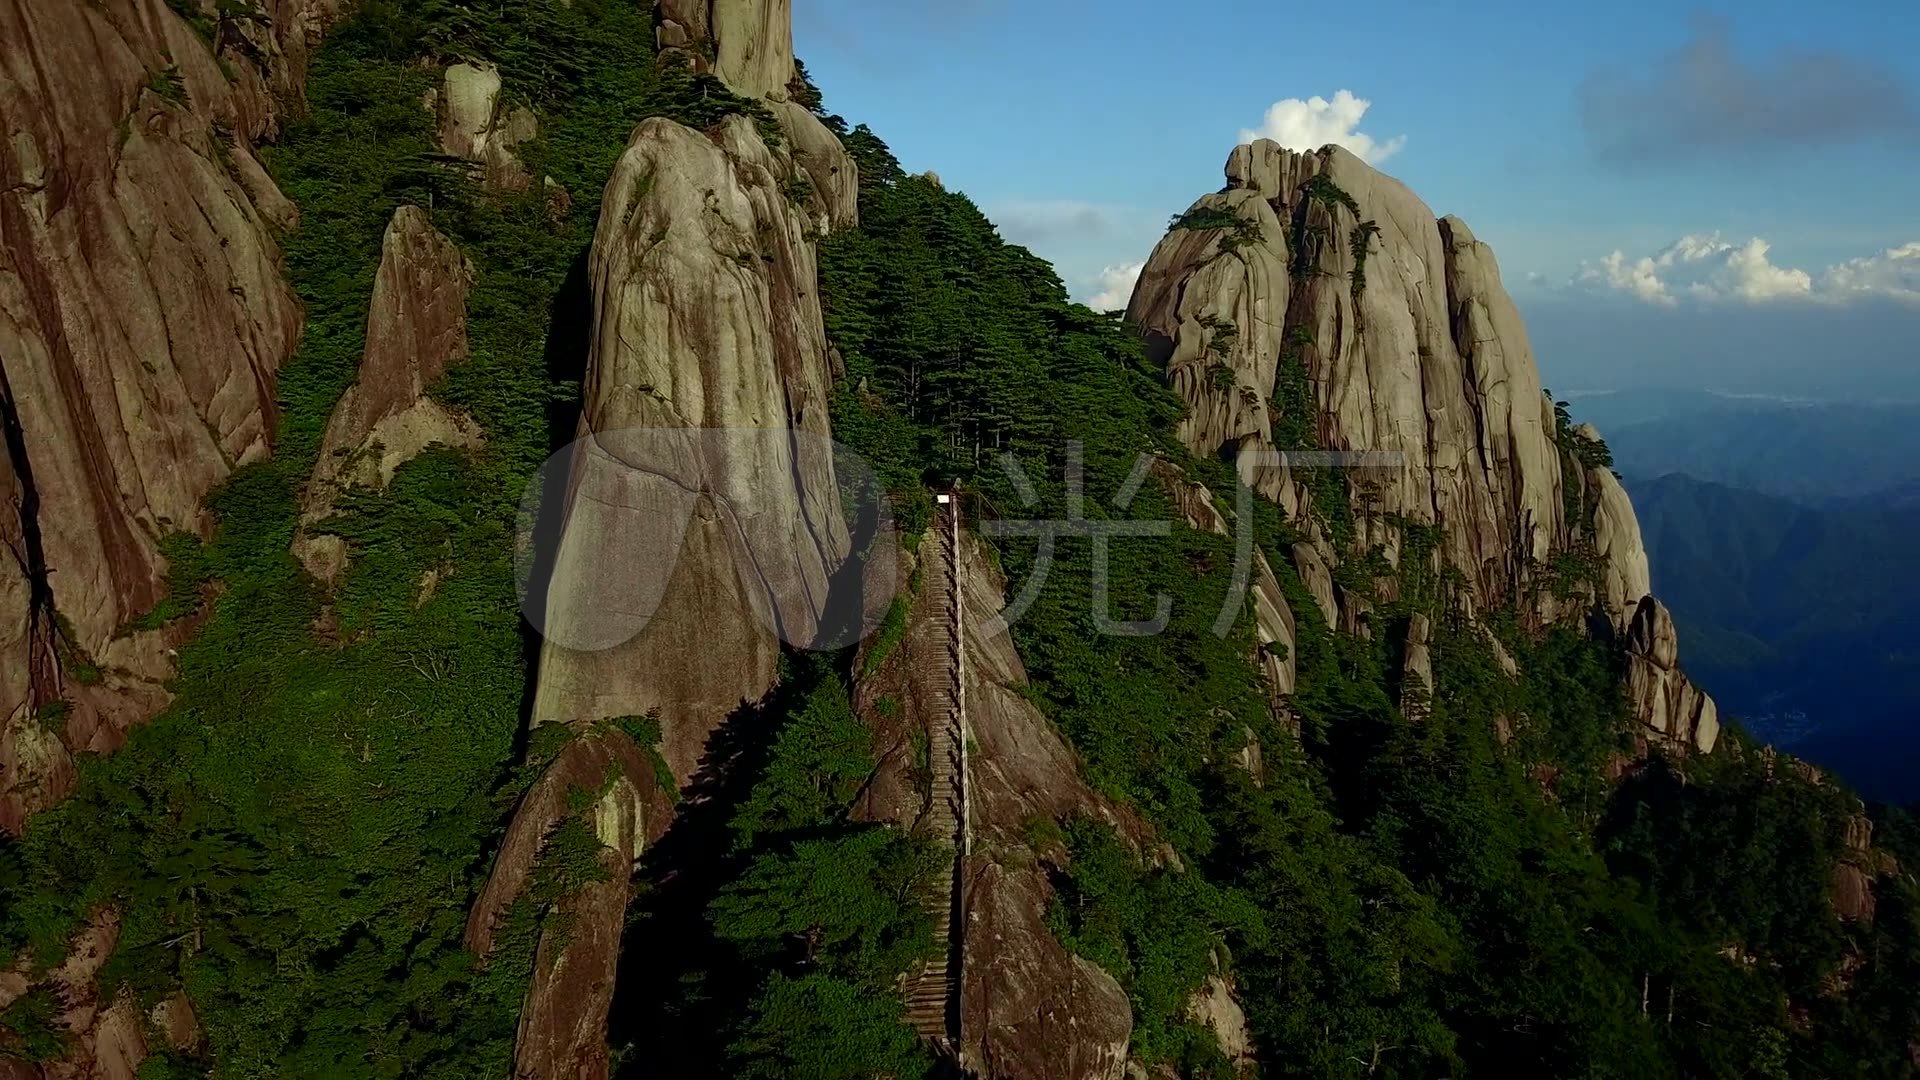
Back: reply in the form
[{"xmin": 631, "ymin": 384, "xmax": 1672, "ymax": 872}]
[{"xmin": 904, "ymin": 499, "xmax": 968, "ymax": 1056}]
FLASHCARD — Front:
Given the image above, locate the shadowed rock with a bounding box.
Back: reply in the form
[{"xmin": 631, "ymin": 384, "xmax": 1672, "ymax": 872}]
[
  {"xmin": 465, "ymin": 728, "xmax": 677, "ymax": 1080},
  {"xmin": 962, "ymin": 859, "xmax": 1132, "ymax": 1080},
  {"xmin": 855, "ymin": 530, "xmax": 1146, "ymax": 1079},
  {"xmin": 1624, "ymin": 596, "xmax": 1720, "ymax": 753}
]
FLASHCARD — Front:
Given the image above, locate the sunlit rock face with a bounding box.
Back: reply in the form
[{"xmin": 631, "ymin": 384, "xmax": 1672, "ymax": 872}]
[
  {"xmin": 0, "ymin": 0, "xmax": 342, "ymax": 831},
  {"xmin": 529, "ymin": 107, "xmax": 860, "ymax": 786},
  {"xmin": 1130, "ymin": 139, "xmax": 1714, "ymax": 753}
]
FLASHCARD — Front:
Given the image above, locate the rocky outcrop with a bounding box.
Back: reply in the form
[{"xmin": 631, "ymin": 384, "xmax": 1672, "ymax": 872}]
[
  {"xmin": 1250, "ymin": 553, "xmax": 1298, "ymax": 700},
  {"xmin": 0, "ymin": 0, "xmax": 331, "ymax": 830},
  {"xmin": 0, "ymin": 908, "xmax": 153, "ymax": 1078},
  {"xmin": 147, "ymin": 992, "xmax": 200, "ymax": 1054},
  {"xmin": 1291, "ymin": 541, "xmax": 1337, "ymax": 628},
  {"xmin": 1399, "ymin": 612, "xmax": 1433, "ymax": 720},
  {"xmin": 1187, "ymin": 972, "xmax": 1255, "ymax": 1075},
  {"xmin": 1130, "ymin": 142, "xmax": 1566, "ymax": 615},
  {"xmin": 956, "ymin": 535, "xmax": 1143, "ymax": 852},
  {"xmin": 1129, "ymin": 139, "xmax": 1712, "ymax": 751},
  {"xmin": 530, "ymin": 107, "xmax": 857, "ymax": 785},
  {"xmin": 963, "ymin": 860, "xmax": 1133, "ymax": 1080},
  {"xmin": 491, "ymin": 6, "xmax": 863, "ymax": 1070},
  {"xmin": 652, "ymin": 0, "xmax": 854, "ymax": 235},
  {"xmin": 769, "ymin": 99, "xmax": 861, "ymax": 232},
  {"xmin": 1624, "ymin": 597, "xmax": 1720, "ymax": 754},
  {"xmin": 430, "ymin": 62, "xmax": 536, "ymax": 192},
  {"xmin": 655, "ymin": 0, "xmax": 796, "ymax": 100},
  {"xmin": 854, "ymin": 529, "xmax": 1143, "ymax": 845},
  {"xmin": 465, "ymin": 728, "xmax": 676, "ymax": 1080},
  {"xmin": 1579, "ymin": 431, "xmax": 1650, "ymax": 626},
  {"xmin": 1832, "ymin": 862, "xmax": 1876, "ymax": 924},
  {"xmin": 1830, "ymin": 812, "xmax": 1892, "ymax": 924},
  {"xmin": 294, "ymin": 206, "xmax": 480, "ymax": 584}
]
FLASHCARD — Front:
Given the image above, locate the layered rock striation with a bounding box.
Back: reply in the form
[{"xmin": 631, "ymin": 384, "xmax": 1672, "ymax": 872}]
[
  {"xmin": 529, "ymin": 74, "xmax": 859, "ymax": 786},
  {"xmin": 481, "ymin": 3, "xmax": 866, "ymax": 1070},
  {"xmin": 1624, "ymin": 596, "xmax": 1720, "ymax": 754},
  {"xmin": 654, "ymin": 0, "xmax": 797, "ymax": 101}
]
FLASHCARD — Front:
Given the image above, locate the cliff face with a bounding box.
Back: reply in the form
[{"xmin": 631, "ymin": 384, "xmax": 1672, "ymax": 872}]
[
  {"xmin": 1131, "ymin": 144, "xmax": 1565, "ymax": 609},
  {"xmin": 0, "ymin": 0, "xmax": 334, "ymax": 832},
  {"xmin": 1129, "ymin": 140, "xmax": 1709, "ymax": 753},
  {"xmin": 465, "ymin": 727, "xmax": 676, "ymax": 1080},
  {"xmin": 471, "ymin": 5, "xmax": 865, "ymax": 1072},
  {"xmin": 530, "ymin": 68, "xmax": 858, "ymax": 786}
]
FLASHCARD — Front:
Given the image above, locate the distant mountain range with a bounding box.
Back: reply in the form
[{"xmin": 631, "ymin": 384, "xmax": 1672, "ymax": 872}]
[
  {"xmin": 1622, "ymin": 469, "xmax": 1920, "ymax": 803},
  {"xmin": 1571, "ymin": 389, "xmax": 1920, "ymax": 504},
  {"xmin": 1561, "ymin": 389, "xmax": 1920, "ymax": 802}
]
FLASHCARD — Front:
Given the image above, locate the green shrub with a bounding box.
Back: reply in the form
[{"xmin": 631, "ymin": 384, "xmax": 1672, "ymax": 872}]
[{"xmin": 1168, "ymin": 205, "xmax": 1263, "ymax": 252}]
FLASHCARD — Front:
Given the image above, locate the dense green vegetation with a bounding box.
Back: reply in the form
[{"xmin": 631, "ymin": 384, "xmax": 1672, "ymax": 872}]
[
  {"xmin": 817, "ymin": 123, "xmax": 1920, "ymax": 1077},
  {"xmin": 2, "ymin": 4, "xmax": 1915, "ymax": 1077},
  {"xmin": 602, "ymin": 654, "xmax": 936, "ymax": 1079},
  {"xmin": 1168, "ymin": 205, "xmax": 1265, "ymax": 252},
  {"xmin": 0, "ymin": 0, "xmax": 805, "ymax": 1073}
]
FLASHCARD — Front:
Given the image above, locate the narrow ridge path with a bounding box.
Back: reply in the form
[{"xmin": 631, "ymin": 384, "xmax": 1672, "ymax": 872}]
[{"xmin": 904, "ymin": 498, "xmax": 968, "ymax": 1062}]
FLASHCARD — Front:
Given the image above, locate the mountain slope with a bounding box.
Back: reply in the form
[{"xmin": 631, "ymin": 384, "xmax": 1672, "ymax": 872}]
[{"xmin": 0, "ymin": 2, "xmax": 1914, "ymax": 1078}]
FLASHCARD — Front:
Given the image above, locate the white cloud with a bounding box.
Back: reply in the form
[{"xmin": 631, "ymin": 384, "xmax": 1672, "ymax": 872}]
[
  {"xmin": 1823, "ymin": 242, "xmax": 1920, "ymax": 304},
  {"xmin": 1581, "ymin": 249, "xmax": 1678, "ymax": 305},
  {"xmin": 1085, "ymin": 262, "xmax": 1145, "ymax": 312},
  {"xmin": 1238, "ymin": 90, "xmax": 1406, "ymax": 165},
  {"xmin": 1573, "ymin": 233, "xmax": 1920, "ymax": 307}
]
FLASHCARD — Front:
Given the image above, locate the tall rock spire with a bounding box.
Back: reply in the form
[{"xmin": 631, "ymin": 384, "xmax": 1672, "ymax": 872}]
[{"xmin": 1130, "ymin": 139, "xmax": 1715, "ymax": 753}]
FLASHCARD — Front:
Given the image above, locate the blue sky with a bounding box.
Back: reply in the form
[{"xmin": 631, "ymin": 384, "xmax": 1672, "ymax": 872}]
[{"xmin": 795, "ymin": 0, "xmax": 1920, "ymax": 400}]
